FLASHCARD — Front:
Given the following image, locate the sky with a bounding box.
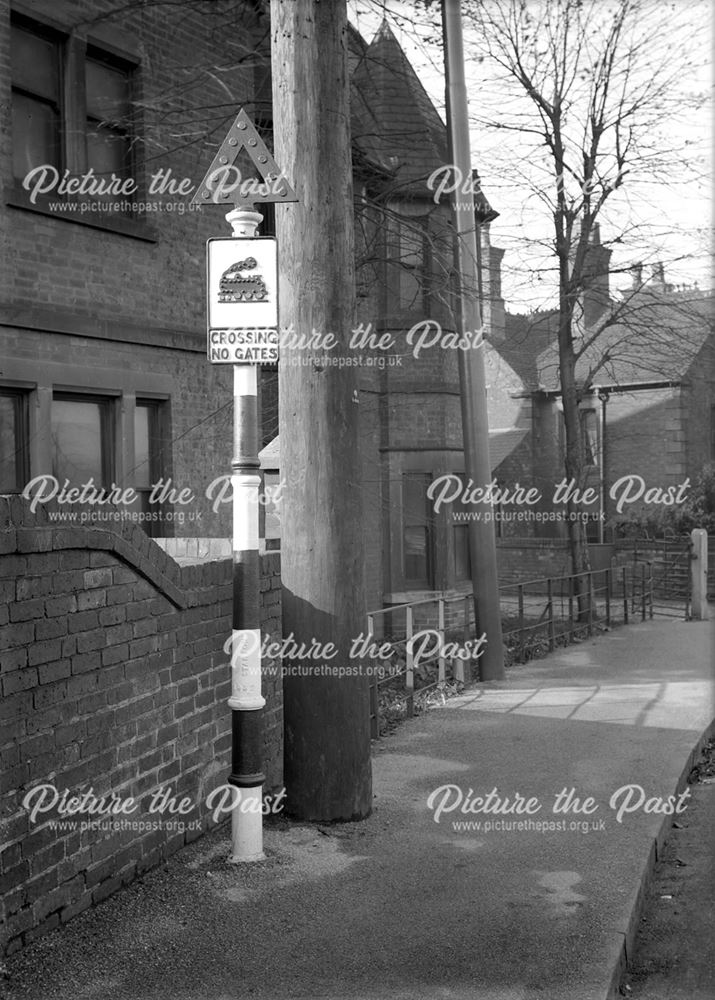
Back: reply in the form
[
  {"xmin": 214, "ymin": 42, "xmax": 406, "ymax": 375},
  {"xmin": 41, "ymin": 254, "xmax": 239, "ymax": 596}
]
[{"xmin": 348, "ymin": 0, "xmax": 713, "ymax": 312}]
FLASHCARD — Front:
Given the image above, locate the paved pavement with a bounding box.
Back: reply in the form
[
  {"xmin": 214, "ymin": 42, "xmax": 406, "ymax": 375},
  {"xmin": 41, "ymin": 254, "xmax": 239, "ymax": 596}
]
[{"xmin": 3, "ymin": 616, "xmax": 714, "ymax": 1000}]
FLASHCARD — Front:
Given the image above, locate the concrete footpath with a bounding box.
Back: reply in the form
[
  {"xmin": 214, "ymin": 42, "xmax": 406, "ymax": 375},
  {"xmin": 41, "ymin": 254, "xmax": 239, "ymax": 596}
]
[{"xmin": 3, "ymin": 617, "xmax": 714, "ymax": 1000}]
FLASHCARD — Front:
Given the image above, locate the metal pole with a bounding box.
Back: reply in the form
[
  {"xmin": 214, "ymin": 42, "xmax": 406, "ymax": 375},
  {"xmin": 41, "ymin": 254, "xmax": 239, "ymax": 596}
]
[
  {"xmin": 442, "ymin": 0, "xmax": 505, "ymax": 680},
  {"xmin": 368, "ymin": 613, "xmax": 378, "ymax": 739},
  {"xmin": 225, "ymin": 204, "xmax": 266, "ymax": 862},
  {"xmin": 598, "ymin": 392, "xmax": 607, "ymax": 544},
  {"xmin": 438, "ymin": 598, "xmax": 446, "ymax": 687},
  {"xmin": 405, "ymin": 605, "xmax": 414, "ymax": 717}
]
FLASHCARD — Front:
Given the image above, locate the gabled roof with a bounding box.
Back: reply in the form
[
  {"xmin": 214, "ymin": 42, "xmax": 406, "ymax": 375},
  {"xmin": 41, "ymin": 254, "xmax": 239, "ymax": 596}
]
[
  {"xmin": 500, "ymin": 310, "xmax": 560, "ymax": 389},
  {"xmin": 349, "ymin": 20, "xmax": 496, "ymax": 219},
  {"xmin": 350, "ymin": 21, "xmax": 448, "ymax": 196},
  {"xmin": 489, "ymin": 428, "xmax": 530, "ymax": 471},
  {"xmin": 534, "ymin": 288, "xmax": 714, "ymax": 392}
]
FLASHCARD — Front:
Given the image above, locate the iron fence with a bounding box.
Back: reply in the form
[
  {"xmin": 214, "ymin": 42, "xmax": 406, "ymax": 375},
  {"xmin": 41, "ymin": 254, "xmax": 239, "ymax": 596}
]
[
  {"xmin": 615, "ymin": 535, "xmax": 693, "ymax": 619},
  {"xmin": 499, "ymin": 563, "xmax": 657, "ymax": 663},
  {"xmin": 366, "ymin": 596, "xmax": 471, "ymax": 738},
  {"xmin": 366, "ymin": 563, "xmax": 656, "ymax": 738}
]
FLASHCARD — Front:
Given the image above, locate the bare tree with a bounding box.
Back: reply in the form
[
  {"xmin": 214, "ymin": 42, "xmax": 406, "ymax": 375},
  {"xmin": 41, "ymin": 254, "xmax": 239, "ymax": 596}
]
[{"xmin": 442, "ymin": 0, "xmax": 711, "ymax": 600}]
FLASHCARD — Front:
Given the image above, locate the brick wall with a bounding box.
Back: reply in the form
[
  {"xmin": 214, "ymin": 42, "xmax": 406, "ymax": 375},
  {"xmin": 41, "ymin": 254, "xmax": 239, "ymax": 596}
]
[
  {"xmin": 604, "ymin": 388, "xmax": 687, "ymax": 517},
  {"xmin": 0, "ymin": 496, "xmax": 282, "ymax": 956},
  {"xmin": 0, "ymin": 0, "xmax": 261, "ymax": 321},
  {"xmin": 0, "ymin": 0, "xmax": 264, "ymax": 541},
  {"xmin": 496, "ymin": 539, "xmax": 618, "ymax": 590},
  {"xmin": 496, "ymin": 538, "xmax": 573, "ymax": 584}
]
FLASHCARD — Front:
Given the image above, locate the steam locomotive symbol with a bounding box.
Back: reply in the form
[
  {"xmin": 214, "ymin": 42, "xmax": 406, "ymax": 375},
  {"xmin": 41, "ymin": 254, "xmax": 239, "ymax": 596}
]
[{"xmin": 218, "ymin": 257, "xmax": 268, "ymax": 303}]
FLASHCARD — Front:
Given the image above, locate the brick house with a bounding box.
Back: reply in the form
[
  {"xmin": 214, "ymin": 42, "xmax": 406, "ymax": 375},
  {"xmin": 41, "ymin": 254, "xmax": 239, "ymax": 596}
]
[
  {"xmin": 497, "ymin": 229, "xmax": 715, "ymax": 540},
  {"xmin": 0, "ymin": 0, "xmax": 274, "ymax": 537},
  {"xmin": 262, "ymin": 21, "xmax": 529, "ymax": 608},
  {"xmin": 0, "ymin": 0, "xmax": 529, "ymax": 952},
  {"xmin": 1, "ymin": 2, "xmax": 527, "ymax": 600},
  {"xmin": 0, "ymin": 0, "xmax": 287, "ymax": 954}
]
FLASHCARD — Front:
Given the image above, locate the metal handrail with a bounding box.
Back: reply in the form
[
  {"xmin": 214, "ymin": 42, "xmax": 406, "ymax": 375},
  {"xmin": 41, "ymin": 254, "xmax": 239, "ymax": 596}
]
[{"xmin": 367, "ymin": 562, "xmax": 657, "ymax": 738}]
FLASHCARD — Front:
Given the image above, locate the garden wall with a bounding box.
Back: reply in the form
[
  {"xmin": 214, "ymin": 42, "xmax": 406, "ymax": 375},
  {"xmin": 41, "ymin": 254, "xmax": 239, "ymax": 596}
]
[{"xmin": 0, "ymin": 496, "xmax": 282, "ymax": 955}]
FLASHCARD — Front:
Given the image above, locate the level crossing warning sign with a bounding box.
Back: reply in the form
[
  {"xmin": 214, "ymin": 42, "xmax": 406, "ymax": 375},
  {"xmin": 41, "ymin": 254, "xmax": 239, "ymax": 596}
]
[{"xmin": 207, "ymin": 237, "xmax": 278, "ymax": 364}]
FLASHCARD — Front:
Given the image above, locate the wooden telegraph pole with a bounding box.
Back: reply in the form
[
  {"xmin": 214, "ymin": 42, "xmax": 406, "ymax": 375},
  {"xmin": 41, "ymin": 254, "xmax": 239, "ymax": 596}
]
[{"xmin": 271, "ymin": 0, "xmax": 372, "ymax": 820}]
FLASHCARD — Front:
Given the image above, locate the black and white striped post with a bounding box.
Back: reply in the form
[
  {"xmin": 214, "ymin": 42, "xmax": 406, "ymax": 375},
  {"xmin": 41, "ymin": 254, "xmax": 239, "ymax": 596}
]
[
  {"xmin": 193, "ymin": 106, "xmax": 296, "ymax": 860},
  {"xmin": 225, "ymin": 203, "xmax": 265, "ymax": 862}
]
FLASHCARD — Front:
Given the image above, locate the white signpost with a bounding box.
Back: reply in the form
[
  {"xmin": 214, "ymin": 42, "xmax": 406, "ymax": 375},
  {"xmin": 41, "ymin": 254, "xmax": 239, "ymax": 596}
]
[{"xmin": 191, "ymin": 108, "xmax": 297, "ymax": 864}]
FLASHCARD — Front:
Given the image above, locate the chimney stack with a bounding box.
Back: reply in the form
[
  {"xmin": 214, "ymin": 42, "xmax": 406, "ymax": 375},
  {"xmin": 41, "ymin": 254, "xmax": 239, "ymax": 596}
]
[
  {"xmin": 580, "ymin": 224, "xmax": 611, "ymax": 328},
  {"xmin": 650, "ymin": 262, "xmax": 665, "ymax": 290},
  {"xmin": 478, "ymin": 225, "xmax": 505, "ymax": 342}
]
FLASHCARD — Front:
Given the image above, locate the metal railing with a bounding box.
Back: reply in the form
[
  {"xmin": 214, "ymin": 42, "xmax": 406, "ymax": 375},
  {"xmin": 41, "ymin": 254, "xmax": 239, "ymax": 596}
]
[
  {"xmin": 366, "ymin": 564, "xmax": 655, "ymax": 737},
  {"xmin": 615, "ymin": 536, "xmax": 692, "ymax": 619},
  {"xmin": 499, "ymin": 565, "xmax": 653, "ymax": 663},
  {"xmin": 366, "ymin": 595, "xmax": 475, "ymax": 739}
]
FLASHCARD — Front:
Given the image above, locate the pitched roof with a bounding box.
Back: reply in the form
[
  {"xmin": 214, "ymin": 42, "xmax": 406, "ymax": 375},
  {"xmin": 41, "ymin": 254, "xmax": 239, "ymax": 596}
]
[
  {"xmin": 349, "ymin": 20, "xmax": 496, "ymax": 218},
  {"xmin": 350, "ymin": 21, "xmax": 447, "ymax": 195},
  {"xmin": 535, "ymin": 288, "xmax": 714, "ymax": 392},
  {"xmin": 489, "ymin": 428, "xmax": 530, "ymax": 471},
  {"xmin": 500, "ymin": 310, "xmax": 559, "ymax": 388},
  {"xmin": 501, "ymin": 281, "xmax": 714, "ymax": 395}
]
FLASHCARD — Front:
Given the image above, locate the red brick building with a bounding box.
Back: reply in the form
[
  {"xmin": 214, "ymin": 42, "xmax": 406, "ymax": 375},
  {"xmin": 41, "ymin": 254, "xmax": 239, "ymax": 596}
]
[
  {"xmin": 497, "ymin": 231, "xmax": 715, "ymax": 540},
  {"xmin": 0, "ymin": 1, "xmax": 530, "ymax": 952},
  {"xmin": 263, "ymin": 21, "xmax": 528, "ymax": 608},
  {"xmin": 1, "ymin": 4, "xmax": 525, "ymax": 609},
  {"xmin": 0, "ymin": 0, "xmax": 274, "ymax": 537}
]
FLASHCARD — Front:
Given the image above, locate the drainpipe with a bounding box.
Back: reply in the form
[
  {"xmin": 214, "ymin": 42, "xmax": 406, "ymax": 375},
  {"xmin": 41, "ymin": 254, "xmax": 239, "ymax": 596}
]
[{"xmin": 598, "ymin": 391, "xmax": 608, "ymax": 544}]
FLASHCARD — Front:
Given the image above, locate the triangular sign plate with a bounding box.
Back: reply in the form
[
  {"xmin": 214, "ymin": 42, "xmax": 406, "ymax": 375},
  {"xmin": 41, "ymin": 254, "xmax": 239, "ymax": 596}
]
[{"xmin": 191, "ymin": 107, "xmax": 298, "ymax": 206}]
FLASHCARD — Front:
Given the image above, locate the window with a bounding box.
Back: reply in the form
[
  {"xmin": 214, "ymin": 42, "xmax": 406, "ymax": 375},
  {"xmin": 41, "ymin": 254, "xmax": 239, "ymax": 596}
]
[
  {"xmin": 558, "ymin": 408, "xmax": 600, "ymax": 468},
  {"xmin": 85, "ymin": 51, "xmax": 133, "ymax": 182},
  {"xmin": 580, "ymin": 409, "xmax": 599, "ymax": 467},
  {"xmin": 0, "ymin": 389, "xmax": 30, "ymax": 493},
  {"xmin": 446, "ymin": 473, "xmax": 470, "ymax": 580},
  {"xmin": 132, "ymin": 399, "xmax": 168, "ymax": 537},
  {"xmin": 395, "ymin": 217, "xmax": 428, "ymax": 312},
  {"xmin": 453, "ymin": 524, "xmax": 471, "ymax": 581},
  {"xmin": 402, "ymin": 473, "xmax": 433, "ymax": 586},
  {"xmin": 261, "ymin": 470, "xmax": 282, "ymax": 552},
  {"xmin": 134, "ymin": 399, "xmax": 160, "ymax": 489},
  {"xmin": 11, "ymin": 15, "xmax": 136, "ymax": 196},
  {"xmin": 11, "ymin": 22, "xmax": 61, "ymax": 178},
  {"xmin": 51, "ymin": 394, "xmax": 115, "ymax": 487},
  {"xmin": 585, "ymin": 513, "xmax": 601, "ymax": 544}
]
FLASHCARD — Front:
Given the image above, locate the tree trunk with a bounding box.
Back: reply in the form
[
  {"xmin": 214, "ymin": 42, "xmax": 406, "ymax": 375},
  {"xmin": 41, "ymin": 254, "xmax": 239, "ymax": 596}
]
[{"xmin": 271, "ymin": 0, "xmax": 372, "ymax": 820}]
